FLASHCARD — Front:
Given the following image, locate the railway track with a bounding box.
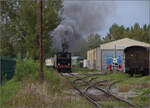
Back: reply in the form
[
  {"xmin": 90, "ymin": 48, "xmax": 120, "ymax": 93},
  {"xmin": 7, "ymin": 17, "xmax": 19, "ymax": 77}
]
[{"xmin": 61, "ymin": 72, "xmax": 139, "ymax": 108}]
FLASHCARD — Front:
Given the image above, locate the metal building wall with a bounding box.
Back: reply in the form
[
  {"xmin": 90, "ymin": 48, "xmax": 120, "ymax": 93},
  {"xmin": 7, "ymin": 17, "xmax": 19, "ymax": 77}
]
[
  {"xmin": 96, "ymin": 47, "xmax": 101, "ymax": 70},
  {"xmin": 101, "ymin": 49, "xmax": 125, "ymax": 71},
  {"xmin": 87, "ymin": 48, "xmax": 97, "ymax": 69},
  {"xmin": 149, "ymin": 47, "xmax": 150, "ymax": 75},
  {"xmin": 87, "ymin": 49, "xmax": 93, "ymax": 69},
  {"xmin": 87, "ymin": 48, "xmax": 125, "ymax": 71},
  {"xmin": 87, "ymin": 38, "xmax": 150, "ymax": 72}
]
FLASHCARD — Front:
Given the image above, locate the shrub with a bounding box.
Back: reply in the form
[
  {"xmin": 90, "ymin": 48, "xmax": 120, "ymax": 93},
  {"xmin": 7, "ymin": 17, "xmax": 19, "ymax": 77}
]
[
  {"xmin": 14, "ymin": 57, "xmax": 62, "ymax": 91},
  {"xmin": 14, "ymin": 58, "xmax": 40, "ymax": 81}
]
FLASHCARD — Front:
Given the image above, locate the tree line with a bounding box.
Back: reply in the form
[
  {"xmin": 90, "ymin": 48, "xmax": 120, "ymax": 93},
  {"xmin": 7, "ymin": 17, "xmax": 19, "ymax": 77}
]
[
  {"xmin": 103, "ymin": 23, "xmax": 150, "ymax": 44},
  {"xmin": 87, "ymin": 23, "xmax": 150, "ymax": 50},
  {"xmin": 0, "ymin": 0, "xmax": 62, "ymax": 59},
  {"xmin": 0, "ymin": 1, "xmax": 150, "ymax": 59},
  {"xmin": 77, "ymin": 23, "xmax": 150, "ymax": 58}
]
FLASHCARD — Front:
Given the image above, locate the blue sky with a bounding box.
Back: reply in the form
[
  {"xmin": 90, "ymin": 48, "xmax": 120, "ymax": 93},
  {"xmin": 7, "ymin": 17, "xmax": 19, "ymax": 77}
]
[{"xmin": 99, "ymin": 0, "xmax": 150, "ymax": 37}]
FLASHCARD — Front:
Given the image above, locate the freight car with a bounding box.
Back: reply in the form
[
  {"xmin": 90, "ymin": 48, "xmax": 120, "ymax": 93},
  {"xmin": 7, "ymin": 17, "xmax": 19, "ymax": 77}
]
[
  {"xmin": 54, "ymin": 52, "xmax": 72, "ymax": 73},
  {"xmin": 125, "ymin": 46, "xmax": 149, "ymax": 76}
]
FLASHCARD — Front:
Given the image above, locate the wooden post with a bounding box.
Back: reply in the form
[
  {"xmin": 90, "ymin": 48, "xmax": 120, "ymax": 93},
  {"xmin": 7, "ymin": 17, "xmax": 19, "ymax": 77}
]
[{"xmin": 39, "ymin": 0, "xmax": 43, "ymax": 82}]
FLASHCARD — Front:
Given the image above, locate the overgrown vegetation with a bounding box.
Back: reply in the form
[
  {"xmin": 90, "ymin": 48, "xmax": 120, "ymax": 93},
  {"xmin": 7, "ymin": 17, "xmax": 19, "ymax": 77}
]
[
  {"xmin": 0, "ymin": 0, "xmax": 62, "ymax": 58},
  {"xmin": 97, "ymin": 72, "xmax": 130, "ymax": 80},
  {"xmin": 14, "ymin": 57, "xmax": 62, "ymax": 89},
  {"xmin": 96, "ymin": 72, "xmax": 150, "ymax": 107},
  {"xmin": 72, "ymin": 67, "xmax": 99, "ymax": 73},
  {"xmin": 0, "ymin": 58, "xmax": 96, "ymax": 108},
  {"xmin": 1, "ymin": 60, "xmax": 150, "ymax": 108},
  {"xmin": 0, "ymin": 58, "xmax": 61, "ymax": 107},
  {"xmin": 0, "ymin": 79, "xmax": 21, "ymax": 108}
]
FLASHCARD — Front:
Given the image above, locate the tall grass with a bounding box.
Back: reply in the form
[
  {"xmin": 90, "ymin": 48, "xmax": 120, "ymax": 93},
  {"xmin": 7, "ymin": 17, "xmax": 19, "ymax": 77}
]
[
  {"xmin": 0, "ymin": 58, "xmax": 63, "ymax": 107},
  {"xmin": 14, "ymin": 57, "xmax": 62, "ymax": 90},
  {"xmin": 0, "ymin": 79, "xmax": 21, "ymax": 108}
]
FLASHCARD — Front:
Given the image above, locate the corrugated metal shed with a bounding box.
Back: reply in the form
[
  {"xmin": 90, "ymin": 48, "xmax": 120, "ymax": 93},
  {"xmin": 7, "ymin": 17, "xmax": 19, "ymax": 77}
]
[
  {"xmin": 100, "ymin": 38, "xmax": 150, "ymax": 50},
  {"xmin": 87, "ymin": 38, "xmax": 150, "ymax": 73}
]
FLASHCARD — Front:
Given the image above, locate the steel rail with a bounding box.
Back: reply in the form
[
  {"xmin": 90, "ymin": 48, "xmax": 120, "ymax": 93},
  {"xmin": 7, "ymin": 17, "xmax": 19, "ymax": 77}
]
[
  {"xmin": 72, "ymin": 77, "xmax": 103, "ymax": 108},
  {"xmin": 69, "ymin": 73, "xmax": 139, "ymax": 108},
  {"xmin": 62, "ymin": 73, "xmax": 103, "ymax": 108},
  {"xmin": 106, "ymin": 80, "xmax": 139, "ymax": 108}
]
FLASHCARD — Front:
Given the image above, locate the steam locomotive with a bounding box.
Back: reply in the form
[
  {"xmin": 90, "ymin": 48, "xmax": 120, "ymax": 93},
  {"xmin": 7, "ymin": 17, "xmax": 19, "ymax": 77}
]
[{"xmin": 53, "ymin": 42, "xmax": 72, "ymax": 73}]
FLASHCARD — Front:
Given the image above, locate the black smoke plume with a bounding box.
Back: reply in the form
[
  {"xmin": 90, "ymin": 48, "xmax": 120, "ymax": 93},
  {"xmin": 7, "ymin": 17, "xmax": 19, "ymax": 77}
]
[{"xmin": 52, "ymin": 0, "xmax": 115, "ymax": 52}]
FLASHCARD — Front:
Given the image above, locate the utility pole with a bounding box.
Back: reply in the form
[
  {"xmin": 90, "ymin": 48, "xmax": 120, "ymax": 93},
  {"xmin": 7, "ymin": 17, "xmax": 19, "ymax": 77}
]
[
  {"xmin": 39, "ymin": 0, "xmax": 43, "ymax": 83},
  {"xmin": 149, "ymin": 0, "xmax": 150, "ymax": 75}
]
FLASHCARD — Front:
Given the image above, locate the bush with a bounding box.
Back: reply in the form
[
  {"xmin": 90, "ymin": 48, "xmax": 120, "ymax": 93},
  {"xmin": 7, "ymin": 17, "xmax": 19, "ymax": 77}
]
[
  {"xmin": 14, "ymin": 57, "xmax": 62, "ymax": 91},
  {"xmin": 14, "ymin": 58, "xmax": 40, "ymax": 81}
]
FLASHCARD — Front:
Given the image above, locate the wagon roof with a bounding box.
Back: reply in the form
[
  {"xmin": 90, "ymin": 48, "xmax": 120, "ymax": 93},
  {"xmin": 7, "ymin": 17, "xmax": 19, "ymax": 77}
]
[{"xmin": 100, "ymin": 38, "xmax": 150, "ymax": 50}]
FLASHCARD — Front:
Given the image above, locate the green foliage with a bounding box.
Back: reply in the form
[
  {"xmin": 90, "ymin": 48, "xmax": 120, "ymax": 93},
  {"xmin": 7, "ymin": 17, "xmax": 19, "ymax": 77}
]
[
  {"xmin": 0, "ymin": 79, "xmax": 21, "ymax": 107},
  {"xmin": 103, "ymin": 23, "xmax": 150, "ymax": 44},
  {"xmin": 44, "ymin": 67, "xmax": 62, "ymax": 91},
  {"xmin": 97, "ymin": 72, "xmax": 129, "ymax": 81},
  {"xmin": 14, "ymin": 58, "xmax": 40, "ymax": 81},
  {"xmin": 87, "ymin": 33, "xmax": 102, "ymax": 50},
  {"xmin": 116, "ymin": 75, "xmax": 150, "ymax": 87},
  {"xmin": 0, "ymin": 58, "xmax": 62, "ymax": 107},
  {"xmin": 76, "ymin": 33, "xmax": 102, "ymax": 57},
  {"xmin": 72, "ymin": 67, "xmax": 99, "ymax": 73},
  {"xmin": 0, "ymin": 0, "xmax": 63, "ymax": 59},
  {"xmin": 1, "ymin": 74, "xmax": 7, "ymax": 84},
  {"xmin": 14, "ymin": 57, "xmax": 61, "ymax": 91},
  {"xmin": 132, "ymin": 95, "xmax": 150, "ymax": 106},
  {"xmin": 140, "ymin": 88, "xmax": 150, "ymax": 96},
  {"xmin": 101, "ymin": 101, "xmax": 128, "ymax": 107}
]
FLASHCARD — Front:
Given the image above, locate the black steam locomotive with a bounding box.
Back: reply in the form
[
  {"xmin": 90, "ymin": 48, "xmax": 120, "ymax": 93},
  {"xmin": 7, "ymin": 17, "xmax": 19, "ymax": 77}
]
[
  {"xmin": 53, "ymin": 42, "xmax": 72, "ymax": 73},
  {"xmin": 54, "ymin": 52, "xmax": 72, "ymax": 73}
]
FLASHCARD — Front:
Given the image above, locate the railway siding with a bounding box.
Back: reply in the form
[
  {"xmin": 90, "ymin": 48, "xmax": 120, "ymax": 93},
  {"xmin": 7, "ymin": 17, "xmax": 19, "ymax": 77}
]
[{"xmin": 62, "ymin": 71, "xmax": 150, "ymax": 108}]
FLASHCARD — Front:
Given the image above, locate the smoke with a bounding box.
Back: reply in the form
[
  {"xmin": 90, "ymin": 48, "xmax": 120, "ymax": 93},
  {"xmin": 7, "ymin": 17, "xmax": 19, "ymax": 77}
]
[{"xmin": 52, "ymin": 0, "xmax": 115, "ymax": 52}]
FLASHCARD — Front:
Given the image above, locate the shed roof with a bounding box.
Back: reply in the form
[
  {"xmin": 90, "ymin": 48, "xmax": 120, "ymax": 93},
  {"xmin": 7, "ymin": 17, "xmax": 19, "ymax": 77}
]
[{"xmin": 100, "ymin": 38, "xmax": 150, "ymax": 50}]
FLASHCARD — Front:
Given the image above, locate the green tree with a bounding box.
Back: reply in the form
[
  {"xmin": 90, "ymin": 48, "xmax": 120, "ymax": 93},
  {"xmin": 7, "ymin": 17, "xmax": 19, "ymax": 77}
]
[
  {"xmin": 102, "ymin": 23, "xmax": 150, "ymax": 44},
  {"xmin": 87, "ymin": 33, "xmax": 102, "ymax": 49},
  {"xmin": 0, "ymin": 0, "xmax": 62, "ymax": 59},
  {"xmin": 141, "ymin": 24, "xmax": 150, "ymax": 43}
]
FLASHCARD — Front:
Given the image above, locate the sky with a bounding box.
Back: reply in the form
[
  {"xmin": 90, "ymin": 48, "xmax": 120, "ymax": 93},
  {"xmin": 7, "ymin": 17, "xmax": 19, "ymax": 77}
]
[{"xmin": 99, "ymin": 0, "xmax": 150, "ymax": 37}]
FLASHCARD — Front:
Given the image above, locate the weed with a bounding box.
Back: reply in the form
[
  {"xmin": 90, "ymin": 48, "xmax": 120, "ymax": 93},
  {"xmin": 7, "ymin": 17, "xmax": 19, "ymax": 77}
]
[
  {"xmin": 132, "ymin": 95, "xmax": 150, "ymax": 106},
  {"xmin": 97, "ymin": 72, "xmax": 129, "ymax": 81},
  {"xmin": 101, "ymin": 100, "xmax": 128, "ymax": 108},
  {"xmin": 0, "ymin": 79, "xmax": 21, "ymax": 107},
  {"xmin": 72, "ymin": 67, "xmax": 99, "ymax": 73}
]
